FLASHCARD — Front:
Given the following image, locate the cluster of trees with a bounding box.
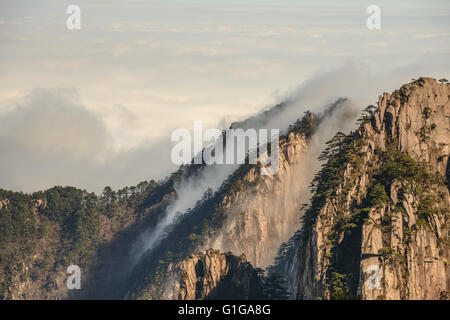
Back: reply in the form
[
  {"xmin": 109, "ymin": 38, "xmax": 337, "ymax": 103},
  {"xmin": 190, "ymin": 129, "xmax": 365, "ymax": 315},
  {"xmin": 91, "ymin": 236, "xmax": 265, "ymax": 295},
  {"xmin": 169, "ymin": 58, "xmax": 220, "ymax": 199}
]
[
  {"xmin": 260, "ymin": 271, "xmax": 290, "ymax": 300},
  {"xmin": 376, "ymin": 144, "xmax": 431, "ymax": 187},
  {"xmin": 287, "ymin": 111, "xmax": 317, "ymax": 138},
  {"xmin": 303, "ymin": 130, "xmax": 365, "ymax": 229},
  {"xmin": 0, "ymin": 180, "xmax": 160, "ymax": 299}
]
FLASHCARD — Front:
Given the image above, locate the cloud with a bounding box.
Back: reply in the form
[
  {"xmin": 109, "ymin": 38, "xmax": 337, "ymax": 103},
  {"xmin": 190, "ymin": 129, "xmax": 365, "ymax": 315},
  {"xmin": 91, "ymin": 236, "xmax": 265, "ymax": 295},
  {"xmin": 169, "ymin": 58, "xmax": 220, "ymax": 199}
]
[
  {"xmin": 111, "ymin": 44, "xmax": 134, "ymax": 57},
  {"xmin": 0, "ymin": 88, "xmax": 109, "ymax": 161},
  {"xmin": 0, "ymin": 88, "xmax": 177, "ymax": 193},
  {"xmin": 412, "ymin": 33, "xmax": 450, "ymax": 39},
  {"xmin": 367, "ymin": 42, "xmax": 392, "ymax": 47}
]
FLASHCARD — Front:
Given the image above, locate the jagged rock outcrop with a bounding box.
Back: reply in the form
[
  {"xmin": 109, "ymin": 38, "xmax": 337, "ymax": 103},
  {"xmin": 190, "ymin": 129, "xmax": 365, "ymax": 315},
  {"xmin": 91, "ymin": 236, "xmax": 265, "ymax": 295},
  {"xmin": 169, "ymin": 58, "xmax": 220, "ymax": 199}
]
[
  {"xmin": 296, "ymin": 77, "xmax": 449, "ymax": 300},
  {"xmin": 162, "ymin": 250, "xmax": 263, "ymax": 300}
]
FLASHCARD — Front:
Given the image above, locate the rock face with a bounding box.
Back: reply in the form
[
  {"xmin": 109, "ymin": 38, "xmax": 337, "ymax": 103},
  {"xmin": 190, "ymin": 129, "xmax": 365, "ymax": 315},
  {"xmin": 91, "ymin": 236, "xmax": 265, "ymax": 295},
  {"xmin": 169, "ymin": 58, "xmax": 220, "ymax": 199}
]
[
  {"xmin": 165, "ymin": 250, "xmax": 263, "ymax": 300},
  {"xmin": 296, "ymin": 78, "xmax": 449, "ymax": 300},
  {"xmin": 205, "ymin": 130, "xmax": 314, "ymax": 268}
]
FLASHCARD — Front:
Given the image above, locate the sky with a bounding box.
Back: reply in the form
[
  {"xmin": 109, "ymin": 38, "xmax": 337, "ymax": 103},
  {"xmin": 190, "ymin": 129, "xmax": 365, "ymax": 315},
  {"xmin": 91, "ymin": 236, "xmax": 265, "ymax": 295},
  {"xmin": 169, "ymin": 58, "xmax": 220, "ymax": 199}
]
[{"xmin": 0, "ymin": 0, "xmax": 449, "ymax": 193}]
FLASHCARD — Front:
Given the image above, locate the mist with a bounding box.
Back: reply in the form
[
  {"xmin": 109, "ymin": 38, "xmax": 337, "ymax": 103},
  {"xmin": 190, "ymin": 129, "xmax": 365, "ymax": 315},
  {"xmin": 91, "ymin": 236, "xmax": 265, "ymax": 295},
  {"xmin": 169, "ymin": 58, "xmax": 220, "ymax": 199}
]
[{"xmin": 130, "ymin": 161, "xmax": 240, "ymax": 263}]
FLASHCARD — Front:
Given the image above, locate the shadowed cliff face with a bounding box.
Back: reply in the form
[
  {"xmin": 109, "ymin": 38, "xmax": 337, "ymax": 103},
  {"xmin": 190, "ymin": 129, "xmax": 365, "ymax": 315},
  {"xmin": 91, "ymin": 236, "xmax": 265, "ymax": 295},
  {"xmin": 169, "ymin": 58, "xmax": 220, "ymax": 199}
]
[
  {"xmin": 296, "ymin": 78, "xmax": 449, "ymax": 300},
  {"xmin": 163, "ymin": 250, "xmax": 264, "ymax": 300}
]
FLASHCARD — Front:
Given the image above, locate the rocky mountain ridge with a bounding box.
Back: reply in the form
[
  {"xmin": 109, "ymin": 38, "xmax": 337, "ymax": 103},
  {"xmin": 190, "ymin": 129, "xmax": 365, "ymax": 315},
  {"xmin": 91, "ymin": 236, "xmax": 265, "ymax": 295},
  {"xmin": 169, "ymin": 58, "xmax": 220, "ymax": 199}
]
[{"xmin": 296, "ymin": 77, "xmax": 449, "ymax": 299}]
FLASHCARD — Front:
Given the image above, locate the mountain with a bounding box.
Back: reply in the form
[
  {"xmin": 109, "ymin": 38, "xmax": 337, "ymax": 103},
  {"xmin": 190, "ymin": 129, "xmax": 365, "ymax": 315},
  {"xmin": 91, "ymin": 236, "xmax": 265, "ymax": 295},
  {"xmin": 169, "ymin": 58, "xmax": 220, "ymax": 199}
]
[
  {"xmin": 296, "ymin": 77, "xmax": 449, "ymax": 299},
  {"xmin": 0, "ymin": 77, "xmax": 448, "ymax": 300}
]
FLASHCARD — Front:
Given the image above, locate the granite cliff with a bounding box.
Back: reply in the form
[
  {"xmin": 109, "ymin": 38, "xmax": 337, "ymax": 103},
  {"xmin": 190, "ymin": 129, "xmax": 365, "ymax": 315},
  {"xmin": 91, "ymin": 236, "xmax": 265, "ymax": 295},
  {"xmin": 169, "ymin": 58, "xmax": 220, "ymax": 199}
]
[{"xmin": 296, "ymin": 77, "xmax": 449, "ymax": 300}]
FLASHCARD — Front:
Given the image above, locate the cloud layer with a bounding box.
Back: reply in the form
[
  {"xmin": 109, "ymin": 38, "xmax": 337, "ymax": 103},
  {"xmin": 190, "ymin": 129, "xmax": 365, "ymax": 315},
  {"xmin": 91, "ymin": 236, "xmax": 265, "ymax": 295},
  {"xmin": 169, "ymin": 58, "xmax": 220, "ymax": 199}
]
[{"xmin": 0, "ymin": 88, "xmax": 177, "ymax": 192}]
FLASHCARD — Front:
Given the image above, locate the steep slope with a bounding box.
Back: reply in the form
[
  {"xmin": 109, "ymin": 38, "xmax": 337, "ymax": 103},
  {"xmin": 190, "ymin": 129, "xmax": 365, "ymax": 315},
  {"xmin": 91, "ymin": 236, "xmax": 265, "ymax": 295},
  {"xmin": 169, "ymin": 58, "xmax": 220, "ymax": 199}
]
[
  {"xmin": 124, "ymin": 110, "xmax": 320, "ymax": 299},
  {"xmin": 296, "ymin": 77, "xmax": 449, "ymax": 300},
  {"xmin": 204, "ymin": 118, "xmax": 312, "ymax": 268}
]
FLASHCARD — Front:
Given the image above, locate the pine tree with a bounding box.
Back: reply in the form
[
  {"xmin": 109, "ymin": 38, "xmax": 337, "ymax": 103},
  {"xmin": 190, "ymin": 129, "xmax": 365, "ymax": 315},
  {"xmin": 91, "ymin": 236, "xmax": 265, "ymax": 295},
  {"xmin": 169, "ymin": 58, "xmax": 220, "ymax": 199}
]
[{"xmin": 263, "ymin": 272, "xmax": 289, "ymax": 300}]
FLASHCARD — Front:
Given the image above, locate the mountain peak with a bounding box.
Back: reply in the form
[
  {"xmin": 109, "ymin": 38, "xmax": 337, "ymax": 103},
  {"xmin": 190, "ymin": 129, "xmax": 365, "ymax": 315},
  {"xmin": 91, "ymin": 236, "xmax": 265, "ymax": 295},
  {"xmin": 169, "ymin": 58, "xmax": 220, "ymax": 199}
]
[{"xmin": 297, "ymin": 77, "xmax": 449, "ymax": 300}]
